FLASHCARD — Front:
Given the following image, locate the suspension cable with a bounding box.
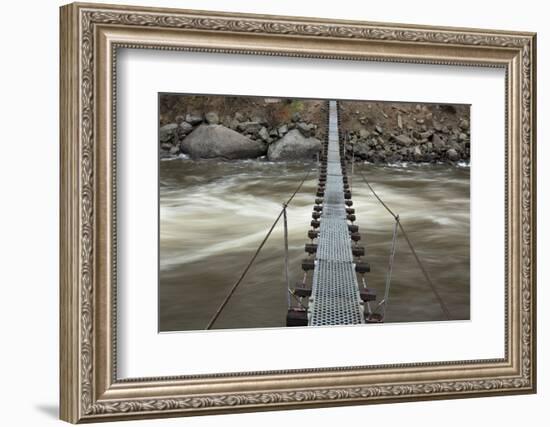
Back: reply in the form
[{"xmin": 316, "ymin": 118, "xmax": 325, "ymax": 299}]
[
  {"xmin": 377, "ymin": 215, "xmax": 399, "ymax": 318},
  {"xmin": 357, "ymin": 170, "xmax": 452, "ymax": 320},
  {"xmin": 205, "ymin": 169, "xmax": 312, "ymax": 330},
  {"xmin": 350, "ymin": 136, "xmax": 355, "ymax": 192},
  {"xmin": 283, "ymin": 205, "xmax": 291, "ymax": 308},
  {"xmin": 357, "ymin": 170, "xmax": 398, "ymax": 220},
  {"xmin": 397, "ymin": 221, "xmax": 451, "ymax": 320}
]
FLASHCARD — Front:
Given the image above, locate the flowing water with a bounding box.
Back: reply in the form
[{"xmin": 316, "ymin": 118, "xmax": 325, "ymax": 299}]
[{"xmin": 159, "ymin": 158, "xmax": 470, "ymax": 332}]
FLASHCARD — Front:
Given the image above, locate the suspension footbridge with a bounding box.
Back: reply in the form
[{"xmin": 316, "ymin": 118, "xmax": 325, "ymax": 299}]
[
  {"xmin": 206, "ymin": 100, "xmax": 450, "ymax": 330},
  {"xmin": 287, "ymin": 100, "xmax": 376, "ymax": 326}
]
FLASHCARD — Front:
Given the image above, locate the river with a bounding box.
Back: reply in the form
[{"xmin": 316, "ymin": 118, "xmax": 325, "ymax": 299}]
[{"xmin": 159, "ymin": 158, "xmax": 470, "ymax": 331}]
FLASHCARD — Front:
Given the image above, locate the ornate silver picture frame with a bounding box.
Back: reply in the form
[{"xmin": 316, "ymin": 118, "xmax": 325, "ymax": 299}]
[{"xmin": 60, "ymin": 2, "xmax": 536, "ymax": 423}]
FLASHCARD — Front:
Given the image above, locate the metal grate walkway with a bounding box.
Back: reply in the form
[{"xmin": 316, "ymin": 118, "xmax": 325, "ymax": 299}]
[{"xmin": 309, "ymin": 101, "xmax": 365, "ymax": 326}]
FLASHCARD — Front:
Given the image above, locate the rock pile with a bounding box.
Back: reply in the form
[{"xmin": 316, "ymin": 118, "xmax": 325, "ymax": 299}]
[
  {"xmin": 160, "ymin": 101, "xmax": 470, "ymax": 164},
  {"xmin": 342, "ymin": 103, "xmax": 470, "ymax": 164},
  {"xmin": 159, "ymin": 110, "xmax": 321, "ymax": 161}
]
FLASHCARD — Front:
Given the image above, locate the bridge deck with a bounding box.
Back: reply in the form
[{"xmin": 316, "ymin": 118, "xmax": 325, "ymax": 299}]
[{"xmin": 309, "ymin": 101, "xmax": 365, "ymax": 326}]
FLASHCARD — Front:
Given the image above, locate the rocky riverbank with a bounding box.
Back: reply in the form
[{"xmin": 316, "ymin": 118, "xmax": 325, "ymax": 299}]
[
  {"xmin": 159, "ymin": 96, "xmax": 470, "ymax": 164},
  {"xmin": 159, "ymin": 96, "xmax": 324, "ymax": 161},
  {"xmin": 340, "ymin": 101, "xmax": 470, "ymax": 164}
]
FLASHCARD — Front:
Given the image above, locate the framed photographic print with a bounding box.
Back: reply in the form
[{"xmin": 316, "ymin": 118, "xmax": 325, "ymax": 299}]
[{"xmin": 60, "ymin": 2, "xmax": 537, "ymax": 423}]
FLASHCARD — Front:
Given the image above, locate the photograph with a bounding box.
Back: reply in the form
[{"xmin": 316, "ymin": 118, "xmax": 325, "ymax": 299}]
[{"xmin": 158, "ymin": 94, "xmax": 471, "ymax": 331}]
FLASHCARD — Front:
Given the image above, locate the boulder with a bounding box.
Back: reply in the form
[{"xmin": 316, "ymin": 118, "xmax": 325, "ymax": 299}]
[
  {"xmin": 450, "ymin": 141, "xmax": 462, "ymax": 152},
  {"xmin": 354, "ymin": 142, "xmax": 370, "ymax": 159},
  {"xmin": 375, "ymin": 125, "xmax": 384, "ymax": 134},
  {"xmin": 459, "ymin": 119, "xmax": 469, "ymax": 130},
  {"xmin": 205, "ymin": 111, "xmax": 219, "ymax": 125},
  {"xmin": 267, "ymin": 129, "xmax": 321, "ymax": 161},
  {"xmin": 446, "ymin": 148, "xmax": 459, "ymax": 161},
  {"xmin": 178, "ymin": 121, "xmax": 193, "ymax": 136},
  {"xmin": 159, "ymin": 123, "xmax": 178, "ymax": 144},
  {"xmin": 237, "ymin": 121, "xmax": 262, "ymax": 134},
  {"xmin": 251, "ymin": 115, "xmax": 267, "ymax": 125},
  {"xmin": 432, "ymin": 134, "xmax": 446, "ymax": 148},
  {"xmin": 234, "ymin": 112, "xmax": 245, "ymax": 122},
  {"xmin": 359, "ymin": 128, "xmax": 369, "ymax": 139},
  {"xmin": 367, "ymin": 150, "xmax": 381, "ymax": 163},
  {"xmin": 278, "ymin": 124, "xmax": 288, "ymax": 136},
  {"xmin": 419, "ymin": 130, "xmax": 433, "ymax": 139},
  {"xmin": 296, "ymin": 122, "xmax": 314, "ymax": 138},
  {"xmin": 424, "ymin": 152, "xmax": 435, "ymax": 163},
  {"xmin": 185, "ymin": 113, "xmax": 203, "ymax": 125},
  {"xmin": 258, "ymin": 126, "xmax": 270, "ymax": 142},
  {"xmin": 393, "ymin": 134, "xmax": 413, "ymax": 146},
  {"xmin": 181, "ymin": 124, "xmax": 266, "ymax": 160},
  {"xmin": 388, "ymin": 153, "xmax": 402, "ymax": 163}
]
